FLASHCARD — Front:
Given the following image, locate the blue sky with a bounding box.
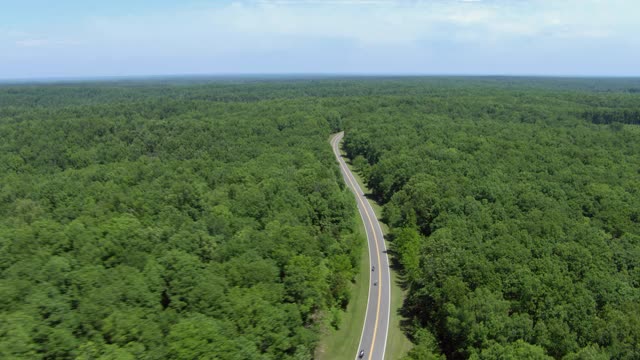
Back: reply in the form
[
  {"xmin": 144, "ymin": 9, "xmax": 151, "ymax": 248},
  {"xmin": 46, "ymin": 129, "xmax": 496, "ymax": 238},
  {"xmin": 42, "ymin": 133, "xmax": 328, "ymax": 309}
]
[{"xmin": 1, "ymin": 0, "xmax": 639, "ymax": 79}]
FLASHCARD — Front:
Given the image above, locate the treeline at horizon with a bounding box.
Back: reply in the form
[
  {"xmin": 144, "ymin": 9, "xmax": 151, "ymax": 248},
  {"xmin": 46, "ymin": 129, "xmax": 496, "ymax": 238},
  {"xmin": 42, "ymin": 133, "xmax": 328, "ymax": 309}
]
[
  {"xmin": 342, "ymin": 82, "xmax": 640, "ymax": 359},
  {"xmin": 0, "ymin": 88, "xmax": 361, "ymax": 359},
  {"xmin": 1, "ymin": 77, "xmax": 639, "ymax": 359}
]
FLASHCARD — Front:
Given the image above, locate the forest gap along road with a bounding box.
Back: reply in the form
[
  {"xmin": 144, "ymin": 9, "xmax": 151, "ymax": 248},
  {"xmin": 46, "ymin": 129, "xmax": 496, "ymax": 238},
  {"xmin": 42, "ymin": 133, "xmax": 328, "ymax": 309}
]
[{"xmin": 331, "ymin": 132, "xmax": 390, "ymax": 360}]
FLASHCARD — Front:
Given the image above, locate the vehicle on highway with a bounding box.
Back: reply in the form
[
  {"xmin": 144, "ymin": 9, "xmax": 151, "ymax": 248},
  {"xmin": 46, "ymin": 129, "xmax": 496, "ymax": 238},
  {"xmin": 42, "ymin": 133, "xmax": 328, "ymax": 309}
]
[{"xmin": 359, "ymin": 349, "xmax": 365, "ymax": 358}]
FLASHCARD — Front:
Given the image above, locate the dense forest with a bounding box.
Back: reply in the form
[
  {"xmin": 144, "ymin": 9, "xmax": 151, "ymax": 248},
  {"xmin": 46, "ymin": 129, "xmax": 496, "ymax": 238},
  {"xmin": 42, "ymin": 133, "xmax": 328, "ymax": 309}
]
[
  {"xmin": 341, "ymin": 81, "xmax": 640, "ymax": 359},
  {"xmin": 1, "ymin": 77, "xmax": 640, "ymax": 359},
  {"xmin": 0, "ymin": 86, "xmax": 361, "ymax": 359}
]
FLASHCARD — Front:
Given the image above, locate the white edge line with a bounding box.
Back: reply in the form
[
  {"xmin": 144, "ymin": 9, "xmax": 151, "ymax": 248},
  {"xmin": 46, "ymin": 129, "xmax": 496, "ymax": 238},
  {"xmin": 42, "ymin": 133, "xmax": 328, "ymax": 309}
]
[
  {"xmin": 334, "ymin": 132, "xmax": 391, "ymax": 360},
  {"xmin": 361, "ymin": 186, "xmax": 390, "ymax": 360},
  {"xmin": 377, "ymin": 199, "xmax": 391, "ymax": 360},
  {"xmin": 330, "ymin": 133, "xmax": 372, "ymax": 360}
]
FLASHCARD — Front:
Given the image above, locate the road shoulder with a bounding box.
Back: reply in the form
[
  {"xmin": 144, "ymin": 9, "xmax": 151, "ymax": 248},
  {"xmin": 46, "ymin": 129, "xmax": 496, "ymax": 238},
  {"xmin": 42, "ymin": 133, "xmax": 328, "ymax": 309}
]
[
  {"xmin": 334, "ymin": 134, "xmax": 413, "ymax": 360},
  {"xmin": 315, "ymin": 210, "xmax": 369, "ymax": 360}
]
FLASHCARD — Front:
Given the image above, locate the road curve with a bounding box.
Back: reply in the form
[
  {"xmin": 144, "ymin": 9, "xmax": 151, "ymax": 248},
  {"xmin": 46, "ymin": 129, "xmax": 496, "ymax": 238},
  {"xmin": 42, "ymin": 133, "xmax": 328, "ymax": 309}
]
[{"xmin": 331, "ymin": 132, "xmax": 391, "ymax": 360}]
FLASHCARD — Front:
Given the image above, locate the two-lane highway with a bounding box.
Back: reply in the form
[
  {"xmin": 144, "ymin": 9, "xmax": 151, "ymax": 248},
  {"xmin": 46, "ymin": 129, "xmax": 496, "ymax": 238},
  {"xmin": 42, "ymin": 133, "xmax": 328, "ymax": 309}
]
[{"xmin": 331, "ymin": 132, "xmax": 390, "ymax": 360}]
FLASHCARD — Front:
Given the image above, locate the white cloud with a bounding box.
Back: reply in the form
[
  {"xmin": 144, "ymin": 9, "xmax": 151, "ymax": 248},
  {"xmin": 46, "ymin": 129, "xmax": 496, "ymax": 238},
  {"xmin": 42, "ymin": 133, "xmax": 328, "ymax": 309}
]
[
  {"xmin": 9, "ymin": 0, "xmax": 639, "ymax": 54},
  {"xmin": 15, "ymin": 39, "xmax": 48, "ymax": 47},
  {"xmin": 1, "ymin": 0, "xmax": 639, "ymax": 77},
  {"xmin": 15, "ymin": 38, "xmax": 82, "ymax": 48}
]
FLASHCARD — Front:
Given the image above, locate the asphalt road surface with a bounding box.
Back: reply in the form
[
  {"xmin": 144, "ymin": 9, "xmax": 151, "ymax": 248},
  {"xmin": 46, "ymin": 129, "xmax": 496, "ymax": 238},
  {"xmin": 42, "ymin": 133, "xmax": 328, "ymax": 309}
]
[{"xmin": 331, "ymin": 132, "xmax": 391, "ymax": 360}]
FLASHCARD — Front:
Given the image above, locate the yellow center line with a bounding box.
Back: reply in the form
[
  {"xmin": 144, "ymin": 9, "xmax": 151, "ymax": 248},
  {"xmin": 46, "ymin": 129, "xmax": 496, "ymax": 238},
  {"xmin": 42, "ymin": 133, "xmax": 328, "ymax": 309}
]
[
  {"xmin": 361, "ymin": 200, "xmax": 382, "ymax": 360},
  {"xmin": 332, "ymin": 135, "xmax": 383, "ymax": 360}
]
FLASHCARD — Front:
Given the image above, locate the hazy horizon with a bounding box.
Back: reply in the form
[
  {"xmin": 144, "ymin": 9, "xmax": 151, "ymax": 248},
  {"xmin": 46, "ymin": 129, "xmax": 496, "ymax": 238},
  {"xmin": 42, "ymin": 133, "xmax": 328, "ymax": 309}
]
[
  {"xmin": 3, "ymin": 0, "xmax": 639, "ymax": 79},
  {"xmin": 4, "ymin": 73, "xmax": 640, "ymax": 84}
]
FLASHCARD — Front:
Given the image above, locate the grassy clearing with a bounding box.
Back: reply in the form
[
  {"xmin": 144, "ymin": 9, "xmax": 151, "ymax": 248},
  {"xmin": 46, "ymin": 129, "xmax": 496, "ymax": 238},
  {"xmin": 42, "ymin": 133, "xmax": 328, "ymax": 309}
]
[
  {"xmin": 385, "ymin": 270, "xmax": 413, "ymax": 360},
  {"xmin": 316, "ymin": 209, "xmax": 369, "ymax": 360}
]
